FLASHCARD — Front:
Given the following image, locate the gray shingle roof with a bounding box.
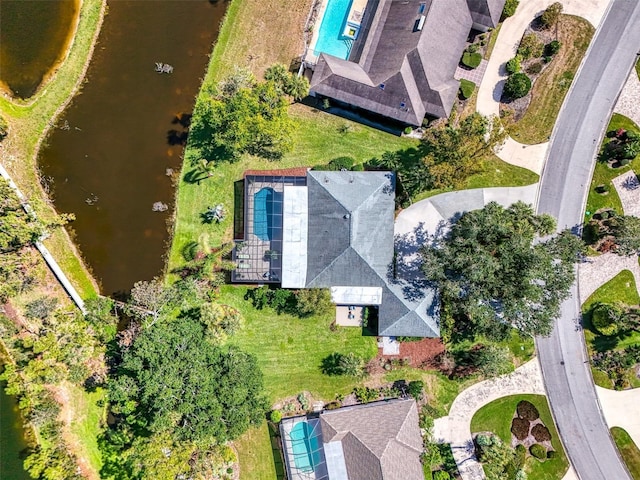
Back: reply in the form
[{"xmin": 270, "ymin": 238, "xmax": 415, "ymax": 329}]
[
  {"xmin": 466, "ymin": 0, "xmax": 506, "ymax": 29},
  {"xmin": 320, "ymin": 399, "xmax": 424, "ymax": 480},
  {"xmin": 310, "ymin": 0, "xmax": 474, "ymax": 124},
  {"xmin": 305, "ymin": 170, "xmax": 440, "ymax": 337}
]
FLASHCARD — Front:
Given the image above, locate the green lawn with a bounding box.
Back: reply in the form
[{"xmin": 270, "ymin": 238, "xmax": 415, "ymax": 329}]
[
  {"xmin": 167, "ymin": 105, "xmax": 416, "ymax": 276},
  {"xmin": 223, "ymin": 285, "xmax": 378, "ymax": 402},
  {"xmin": 611, "ymin": 427, "xmax": 640, "ymax": 479},
  {"xmin": 68, "ymin": 384, "xmax": 106, "ymax": 475},
  {"xmin": 582, "ymin": 270, "xmax": 640, "ymax": 388},
  {"xmin": 507, "ymin": 15, "xmax": 594, "ymax": 145},
  {"xmin": 471, "ymin": 394, "xmax": 569, "ymax": 480},
  {"xmin": 585, "ymin": 114, "xmax": 640, "ymax": 220},
  {"xmin": 234, "ymin": 421, "xmax": 281, "ymax": 480}
]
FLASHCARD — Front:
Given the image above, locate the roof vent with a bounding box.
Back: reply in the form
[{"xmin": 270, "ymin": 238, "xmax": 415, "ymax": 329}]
[
  {"xmin": 379, "ymin": 83, "xmax": 385, "ymax": 90},
  {"xmin": 417, "ymin": 15, "xmax": 426, "ymax": 31},
  {"xmin": 344, "ymin": 214, "xmax": 350, "ymax": 220},
  {"xmin": 400, "ymin": 101, "xmax": 406, "ymax": 108}
]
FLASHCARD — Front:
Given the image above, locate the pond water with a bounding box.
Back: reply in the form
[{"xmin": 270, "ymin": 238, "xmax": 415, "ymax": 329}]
[
  {"xmin": 0, "ymin": 0, "xmax": 79, "ymax": 99},
  {"xmin": 38, "ymin": 0, "xmax": 227, "ymax": 296},
  {"xmin": 0, "ymin": 375, "xmax": 31, "ymax": 480}
]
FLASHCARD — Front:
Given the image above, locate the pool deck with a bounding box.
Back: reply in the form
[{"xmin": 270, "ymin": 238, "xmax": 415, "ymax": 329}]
[{"xmin": 306, "ymin": 0, "xmax": 369, "ymax": 65}]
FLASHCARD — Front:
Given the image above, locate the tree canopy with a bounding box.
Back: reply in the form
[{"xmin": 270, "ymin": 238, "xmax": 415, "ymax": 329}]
[
  {"xmin": 422, "ymin": 202, "xmax": 583, "ymax": 339},
  {"xmin": 108, "ymin": 314, "xmax": 267, "ymax": 444},
  {"xmin": 186, "ymin": 69, "xmax": 294, "ymax": 164}
]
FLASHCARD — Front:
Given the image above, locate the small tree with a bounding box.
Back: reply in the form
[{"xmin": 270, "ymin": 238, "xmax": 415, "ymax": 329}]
[
  {"xmin": 506, "ymin": 56, "xmax": 522, "ymax": 74},
  {"xmin": 592, "ymin": 302, "xmax": 624, "ymax": 336},
  {"xmin": 501, "ymin": 0, "xmax": 519, "ymax": 19},
  {"xmin": 540, "ymin": 2, "xmax": 563, "ymax": 29},
  {"xmin": 504, "ymin": 73, "xmax": 532, "ymax": 99},
  {"xmin": 296, "ymin": 288, "xmax": 334, "ymax": 317},
  {"xmin": 321, "ymin": 352, "xmax": 366, "ymax": 377},
  {"xmin": 472, "ymin": 344, "xmax": 512, "ymax": 377}
]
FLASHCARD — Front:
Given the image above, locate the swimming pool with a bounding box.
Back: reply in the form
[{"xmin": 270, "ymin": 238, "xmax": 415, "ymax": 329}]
[
  {"xmin": 253, "ymin": 187, "xmax": 282, "ymax": 241},
  {"xmin": 314, "ymin": 0, "xmax": 353, "ymax": 60},
  {"xmin": 290, "ymin": 421, "xmax": 323, "ymax": 473}
]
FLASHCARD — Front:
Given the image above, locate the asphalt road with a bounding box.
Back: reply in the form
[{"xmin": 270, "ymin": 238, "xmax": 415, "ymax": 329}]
[{"xmin": 536, "ymin": 2, "xmax": 640, "ymax": 479}]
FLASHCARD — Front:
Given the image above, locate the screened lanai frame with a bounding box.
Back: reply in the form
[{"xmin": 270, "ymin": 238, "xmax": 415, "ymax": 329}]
[
  {"xmin": 231, "ymin": 174, "xmax": 307, "ymax": 283},
  {"xmin": 280, "ymin": 416, "xmax": 330, "ymax": 480}
]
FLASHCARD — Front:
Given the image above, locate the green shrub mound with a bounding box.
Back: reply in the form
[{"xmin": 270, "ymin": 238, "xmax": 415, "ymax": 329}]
[
  {"xmin": 462, "ymin": 52, "xmax": 482, "ymax": 69},
  {"xmin": 529, "ymin": 443, "xmax": 547, "ymax": 460},
  {"xmin": 502, "ymin": 0, "xmax": 519, "ymax": 19},
  {"xmin": 433, "ymin": 471, "xmax": 451, "ymax": 480},
  {"xmin": 511, "ymin": 417, "xmax": 530, "ymax": 440},
  {"xmin": 531, "ymin": 423, "xmax": 551, "ymax": 442},
  {"xmin": 459, "ymin": 79, "xmax": 476, "ymax": 99},
  {"xmin": 592, "ymin": 302, "xmax": 623, "ymax": 336},
  {"xmin": 547, "ymin": 450, "xmax": 557, "ymax": 459},
  {"xmin": 516, "ymin": 400, "xmax": 540, "ymax": 421},
  {"xmin": 269, "ymin": 410, "xmax": 282, "ymax": 423},
  {"xmin": 545, "ymin": 40, "xmax": 561, "ymax": 56},
  {"xmin": 504, "ymin": 73, "xmax": 532, "ymax": 99},
  {"xmin": 328, "ymin": 156, "xmax": 355, "ymax": 170},
  {"xmin": 506, "ymin": 56, "xmax": 522, "ymax": 74}
]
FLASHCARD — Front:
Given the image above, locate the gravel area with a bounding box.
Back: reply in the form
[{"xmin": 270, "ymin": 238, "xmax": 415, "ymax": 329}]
[
  {"xmin": 614, "ymin": 72, "xmax": 640, "ymax": 127},
  {"xmin": 612, "ymin": 170, "xmax": 640, "ymax": 217}
]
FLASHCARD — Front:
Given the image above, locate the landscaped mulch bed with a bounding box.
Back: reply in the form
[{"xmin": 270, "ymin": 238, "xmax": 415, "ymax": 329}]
[{"xmin": 368, "ymin": 338, "xmax": 446, "ymax": 374}]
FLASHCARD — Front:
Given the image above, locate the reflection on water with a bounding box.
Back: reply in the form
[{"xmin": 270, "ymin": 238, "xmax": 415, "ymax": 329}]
[
  {"xmin": 0, "ymin": 0, "xmax": 79, "ymax": 98},
  {"xmin": 38, "ymin": 1, "xmax": 226, "ymax": 295},
  {"xmin": 0, "ymin": 373, "xmax": 31, "ymax": 480}
]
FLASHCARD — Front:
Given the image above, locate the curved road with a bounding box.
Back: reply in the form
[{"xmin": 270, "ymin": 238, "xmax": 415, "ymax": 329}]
[{"xmin": 536, "ymin": 1, "xmax": 640, "ymax": 479}]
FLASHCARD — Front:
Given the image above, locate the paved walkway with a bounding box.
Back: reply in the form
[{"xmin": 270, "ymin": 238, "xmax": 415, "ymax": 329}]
[
  {"xmin": 433, "ymin": 359, "xmax": 546, "ymax": 480},
  {"xmin": 0, "ymin": 164, "xmax": 86, "ymax": 313},
  {"xmin": 476, "ymin": 0, "xmax": 610, "ymax": 175},
  {"xmin": 614, "ymin": 68, "xmax": 640, "ymax": 127},
  {"xmin": 578, "ymin": 252, "xmax": 640, "ymax": 304},
  {"xmin": 454, "ymin": 59, "xmax": 489, "ymax": 85},
  {"xmin": 612, "ymin": 170, "xmax": 640, "ymax": 217}
]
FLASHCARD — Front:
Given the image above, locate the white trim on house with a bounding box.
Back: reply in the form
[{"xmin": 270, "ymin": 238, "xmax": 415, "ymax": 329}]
[{"xmin": 281, "ymin": 186, "xmax": 309, "ymax": 288}]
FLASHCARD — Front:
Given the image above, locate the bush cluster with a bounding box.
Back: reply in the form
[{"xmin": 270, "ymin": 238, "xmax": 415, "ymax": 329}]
[
  {"xmin": 540, "ymin": 2, "xmax": 563, "ymax": 29},
  {"xmin": 516, "ymin": 400, "xmax": 540, "ymax": 421},
  {"xmin": 529, "ymin": 443, "xmax": 547, "ymax": 460},
  {"xmin": 592, "ymin": 302, "xmax": 623, "ymax": 336},
  {"xmin": 511, "ymin": 417, "xmax": 531, "ymax": 440},
  {"xmin": 504, "ymin": 72, "xmax": 532, "ymax": 99},
  {"xmin": 517, "ymin": 34, "xmax": 544, "ymax": 60},
  {"xmin": 545, "ymin": 40, "xmax": 561, "ymax": 56},
  {"xmin": 459, "ymin": 79, "xmax": 476, "ymax": 99},
  {"xmin": 531, "ymin": 424, "xmax": 551, "ymax": 442},
  {"xmin": 501, "ymin": 0, "xmax": 519, "ymax": 19},
  {"xmin": 506, "ymin": 56, "xmax": 522, "ymax": 75}
]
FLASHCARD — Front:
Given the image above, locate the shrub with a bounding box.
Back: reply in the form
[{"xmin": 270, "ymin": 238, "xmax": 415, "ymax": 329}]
[
  {"xmin": 517, "ymin": 34, "xmax": 544, "ymax": 59},
  {"xmin": 269, "ymin": 410, "xmax": 282, "ymax": 423},
  {"xmin": 353, "ymin": 386, "xmax": 379, "ymax": 403},
  {"xmin": 515, "ymin": 444, "xmax": 526, "ymax": 468},
  {"xmin": 296, "ymin": 288, "xmax": 333, "ymax": 316},
  {"xmin": 476, "ymin": 434, "xmax": 493, "ymax": 447},
  {"xmin": 526, "ymin": 62, "xmax": 543, "ymax": 75},
  {"xmin": 515, "ymin": 470, "xmax": 528, "ymax": 480},
  {"xmin": 540, "ymin": 2, "xmax": 563, "ymax": 29},
  {"xmin": 433, "ymin": 471, "xmax": 451, "ymax": 480},
  {"xmin": 462, "ymin": 52, "xmax": 482, "ymax": 69},
  {"xmin": 502, "ymin": 0, "xmax": 519, "ymax": 19},
  {"xmin": 529, "ymin": 443, "xmax": 547, "ymax": 460},
  {"xmin": 459, "ymin": 79, "xmax": 476, "ymax": 99},
  {"xmin": 351, "ymin": 163, "xmax": 365, "ymax": 171},
  {"xmin": 328, "ymin": 156, "xmax": 355, "ymax": 170},
  {"xmin": 467, "ymin": 43, "xmax": 479, "ymax": 54},
  {"xmin": 321, "ymin": 352, "xmax": 367, "ymax": 377},
  {"xmin": 324, "ymin": 401, "xmax": 341, "ymax": 410},
  {"xmin": 545, "ymin": 40, "xmax": 561, "ymax": 56},
  {"xmin": 531, "ymin": 423, "xmax": 551, "ymax": 442},
  {"xmin": 506, "ymin": 56, "xmax": 522, "ymax": 74},
  {"xmin": 404, "ymin": 126, "xmax": 413, "ymax": 135},
  {"xmin": 407, "ymin": 380, "xmax": 424, "ymax": 401},
  {"xmin": 511, "ymin": 417, "xmax": 531, "ymax": 440},
  {"xmin": 504, "ymin": 73, "xmax": 532, "ymax": 99},
  {"xmin": 516, "ymin": 400, "xmax": 540, "ymax": 421},
  {"xmin": 25, "ymin": 296, "xmax": 59, "ymax": 320},
  {"xmin": 592, "ymin": 302, "xmax": 623, "ymax": 336},
  {"xmin": 547, "ymin": 450, "xmax": 557, "ymax": 459}
]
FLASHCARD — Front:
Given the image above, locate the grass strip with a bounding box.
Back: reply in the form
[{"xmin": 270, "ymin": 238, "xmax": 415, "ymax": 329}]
[{"xmin": 611, "ymin": 427, "xmax": 640, "ymax": 479}]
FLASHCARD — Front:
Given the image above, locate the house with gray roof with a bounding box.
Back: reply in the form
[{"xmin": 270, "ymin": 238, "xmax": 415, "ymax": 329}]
[
  {"xmin": 308, "ymin": 0, "xmax": 505, "ymax": 125},
  {"xmin": 280, "ymin": 398, "xmax": 424, "ymax": 480},
  {"xmin": 232, "ymin": 168, "xmax": 440, "ymax": 337}
]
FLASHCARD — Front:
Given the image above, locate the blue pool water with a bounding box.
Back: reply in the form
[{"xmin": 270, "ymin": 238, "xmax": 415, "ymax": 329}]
[
  {"xmin": 290, "ymin": 422, "xmax": 323, "ymax": 473},
  {"xmin": 314, "ymin": 0, "xmax": 353, "ymax": 59},
  {"xmin": 253, "ymin": 188, "xmax": 282, "ymax": 241}
]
